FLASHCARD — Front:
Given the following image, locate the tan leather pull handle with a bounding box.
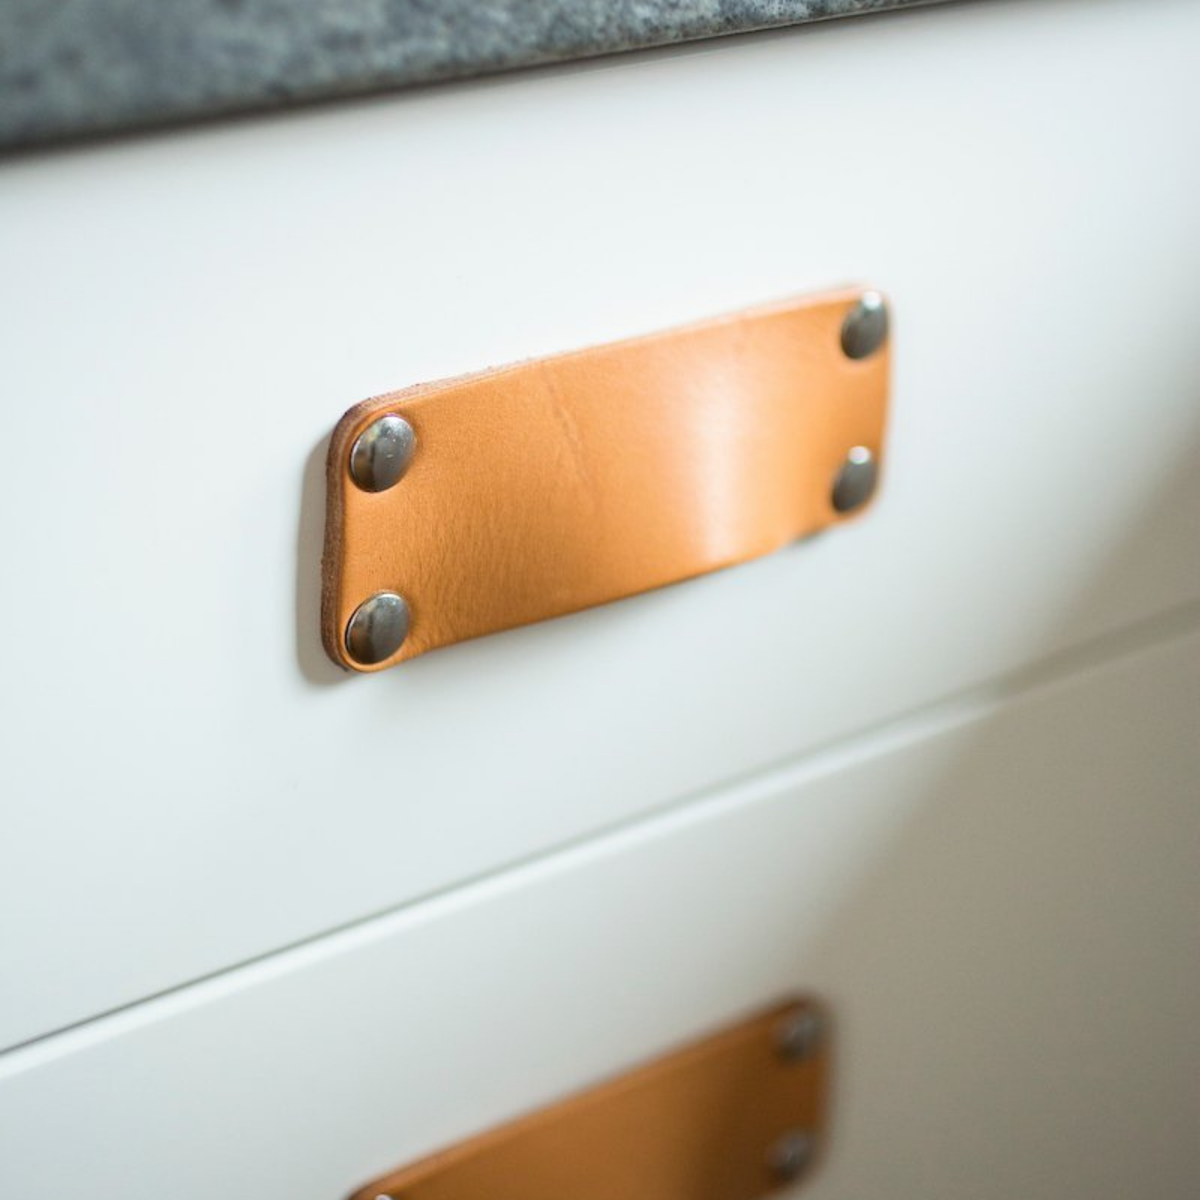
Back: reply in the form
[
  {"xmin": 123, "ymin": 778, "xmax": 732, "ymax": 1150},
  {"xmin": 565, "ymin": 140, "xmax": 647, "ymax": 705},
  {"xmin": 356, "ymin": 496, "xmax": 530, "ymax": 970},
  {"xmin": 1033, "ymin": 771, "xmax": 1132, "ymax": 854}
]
[
  {"xmin": 321, "ymin": 288, "xmax": 890, "ymax": 671},
  {"xmin": 351, "ymin": 999, "xmax": 831, "ymax": 1200}
]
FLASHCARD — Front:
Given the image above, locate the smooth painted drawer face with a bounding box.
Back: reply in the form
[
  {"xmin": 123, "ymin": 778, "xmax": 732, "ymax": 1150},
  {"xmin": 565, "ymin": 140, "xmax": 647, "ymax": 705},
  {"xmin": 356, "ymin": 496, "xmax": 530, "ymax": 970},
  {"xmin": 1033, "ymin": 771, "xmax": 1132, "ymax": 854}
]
[
  {"xmin": 3, "ymin": 0, "xmax": 1200, "ymax": 1055},
  {"xmin": 2, "ymin": 632, "xmax": 1197, "ymax": 1199}
]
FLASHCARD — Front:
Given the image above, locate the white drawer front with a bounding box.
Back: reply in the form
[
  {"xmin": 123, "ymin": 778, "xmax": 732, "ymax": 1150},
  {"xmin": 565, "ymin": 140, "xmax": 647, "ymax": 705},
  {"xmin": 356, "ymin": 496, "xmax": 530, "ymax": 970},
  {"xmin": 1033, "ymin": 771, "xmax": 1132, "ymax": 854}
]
[
  {"xmin": 2, "ymin": 630, "xmax": 1196, "ymax": 1198},
  {"xmin": 2, "ymin": 0, "xmax": 1199, "ymax": 1052}
]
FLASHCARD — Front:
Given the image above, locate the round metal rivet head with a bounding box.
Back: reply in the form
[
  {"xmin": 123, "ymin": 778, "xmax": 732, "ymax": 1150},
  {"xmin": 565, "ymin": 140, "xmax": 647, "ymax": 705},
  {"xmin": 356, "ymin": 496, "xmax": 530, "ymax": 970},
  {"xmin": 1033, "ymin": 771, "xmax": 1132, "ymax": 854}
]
[
  {"xmin": 840, "ymin": 290, "xmax": 888, "ymax": 359},
  {"xmin": 831, "ymin": 445, "xmax": 878, "ymax": 514},
  {"xmin": 776, "ymin": 1007, "xmax": 825, "ymax": 1062},
  {"xmin": 345, "ymin": 592, "xmax": 410, "ymax": 665},
  {"xmin": 350, "ymin": 414, "xmax": 416, "ymax": 492},
  {"xmin": 768, "ymin": 1130, "xmax": 815, "ymax": 1182}
]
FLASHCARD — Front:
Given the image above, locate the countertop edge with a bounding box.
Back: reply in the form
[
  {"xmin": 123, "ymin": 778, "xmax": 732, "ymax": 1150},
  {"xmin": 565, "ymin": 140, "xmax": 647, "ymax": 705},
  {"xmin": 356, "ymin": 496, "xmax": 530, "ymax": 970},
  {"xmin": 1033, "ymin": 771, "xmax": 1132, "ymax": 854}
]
[{"xmin": 1, "ymin": 0, "xmax": 961, "ymax": 152}]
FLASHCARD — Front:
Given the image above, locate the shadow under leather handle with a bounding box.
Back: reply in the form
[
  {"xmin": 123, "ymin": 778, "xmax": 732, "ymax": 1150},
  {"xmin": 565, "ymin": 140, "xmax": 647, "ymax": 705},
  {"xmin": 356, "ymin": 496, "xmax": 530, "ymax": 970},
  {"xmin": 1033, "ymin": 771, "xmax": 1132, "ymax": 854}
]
[{"xmin": 321, "ymin": 287, "xmax": 890, "ymax": 671}]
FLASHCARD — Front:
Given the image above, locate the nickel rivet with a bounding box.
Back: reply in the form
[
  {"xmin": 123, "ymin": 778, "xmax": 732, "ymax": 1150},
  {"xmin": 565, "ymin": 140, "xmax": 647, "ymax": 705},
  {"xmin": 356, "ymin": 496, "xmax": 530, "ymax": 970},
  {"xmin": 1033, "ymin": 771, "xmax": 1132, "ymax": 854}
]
[
  {"xmin": 776, "ymin": 1007, "xmax": 825, "ymax": 1062},
  {"xmin": 345, "ymin": 592, "xmax": 410, "ymax": 665},
  {"xmin": 832, "ymin": 445, "xmax": 879, "ymax": 514},
  {"xmin": 350, "ymin": 414, "xmax": 416, "ymax": 492},
  {"xmin": 768, "ymin": 1129, "xmax": 815, "ymax": 1182},
  {"xmin": 840, "ymin": 291, "xmax": 888, "ymax": 360}
]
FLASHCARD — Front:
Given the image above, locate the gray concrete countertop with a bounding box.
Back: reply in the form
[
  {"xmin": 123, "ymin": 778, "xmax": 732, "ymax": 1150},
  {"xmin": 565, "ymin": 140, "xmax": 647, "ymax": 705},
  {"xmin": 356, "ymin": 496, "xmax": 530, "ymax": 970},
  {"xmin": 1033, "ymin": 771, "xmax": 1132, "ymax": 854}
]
[{"xmin": 1, "ymin": 0, "xmax": 954, "ymax": 150}]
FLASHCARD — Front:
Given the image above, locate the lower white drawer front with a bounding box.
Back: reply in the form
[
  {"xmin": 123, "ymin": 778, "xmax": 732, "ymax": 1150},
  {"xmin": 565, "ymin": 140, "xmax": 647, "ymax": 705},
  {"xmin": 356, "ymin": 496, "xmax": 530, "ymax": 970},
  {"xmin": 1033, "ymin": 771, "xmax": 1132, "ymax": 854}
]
[{"xmin": 2, "ymin": 627, "xmax": 1196, "ymax": 1199}]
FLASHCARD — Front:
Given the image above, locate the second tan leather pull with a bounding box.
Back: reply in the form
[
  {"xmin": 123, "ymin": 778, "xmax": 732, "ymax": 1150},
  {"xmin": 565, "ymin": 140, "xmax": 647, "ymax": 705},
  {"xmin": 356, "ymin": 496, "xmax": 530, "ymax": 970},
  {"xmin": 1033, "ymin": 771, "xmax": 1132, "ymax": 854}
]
[
  {"xmin": 322, "ymin": 288, "xmax": 890, "ymax": 671},
  {"xmin": 352, "ymin": 999, "xmax": 832, "ymax": 1200}
]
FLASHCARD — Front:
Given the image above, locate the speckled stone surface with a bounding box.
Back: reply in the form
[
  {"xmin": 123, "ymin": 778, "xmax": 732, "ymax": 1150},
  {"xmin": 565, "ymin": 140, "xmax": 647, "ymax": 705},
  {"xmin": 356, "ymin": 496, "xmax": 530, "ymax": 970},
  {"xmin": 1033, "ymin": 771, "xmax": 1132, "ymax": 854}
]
[{"xmin": 0, "ymin": 0, "xmax": 952, "ymax": 150}]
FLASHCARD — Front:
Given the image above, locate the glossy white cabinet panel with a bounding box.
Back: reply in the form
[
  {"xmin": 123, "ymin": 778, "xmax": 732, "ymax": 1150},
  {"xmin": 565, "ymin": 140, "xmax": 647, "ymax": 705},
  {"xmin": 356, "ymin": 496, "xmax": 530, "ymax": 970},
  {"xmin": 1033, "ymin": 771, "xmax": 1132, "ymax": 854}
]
[
  {"xmin": 1, "ymin": 629, "xmax": 1196, "ymax": 1199},
  {"xmin": 3, "ymin": 0, "xmax": 1200, "ymax": 1049}
]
